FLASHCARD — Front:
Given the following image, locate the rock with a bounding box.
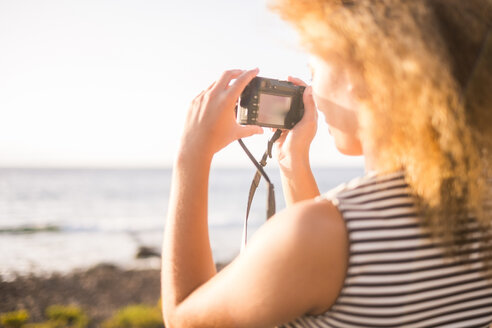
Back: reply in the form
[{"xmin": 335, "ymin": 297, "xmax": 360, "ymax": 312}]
[{"xmin": 135, "ymin": 246, "xmax": 161, "ymax": 259}]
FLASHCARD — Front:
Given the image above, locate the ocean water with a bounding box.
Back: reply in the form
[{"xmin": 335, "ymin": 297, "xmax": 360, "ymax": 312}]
[{"xmin": 0, "ymin": 166, "xmax": 364, "ymax": 280}]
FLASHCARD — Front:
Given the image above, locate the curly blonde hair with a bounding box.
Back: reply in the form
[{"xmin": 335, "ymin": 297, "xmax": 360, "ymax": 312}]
[{"xmin": 271, "ymin": 0, "xmax": 492, "ymax": 260}]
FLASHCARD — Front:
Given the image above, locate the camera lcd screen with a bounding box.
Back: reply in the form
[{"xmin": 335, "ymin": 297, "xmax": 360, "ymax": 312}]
[{"xmin": 257, "ymin": 93, "xmax": 292, "ymax": 126}]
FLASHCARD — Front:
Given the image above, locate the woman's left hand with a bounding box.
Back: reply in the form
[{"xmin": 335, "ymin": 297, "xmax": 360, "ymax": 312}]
[
  {"xmin": 177, "ymin": 69, "xmax": 264, "ymax": 161},
  {"xmin": 275, "ymin": 76, "xmax": 318, "ymax": 171}
]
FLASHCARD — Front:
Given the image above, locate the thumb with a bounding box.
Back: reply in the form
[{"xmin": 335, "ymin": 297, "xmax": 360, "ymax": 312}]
[
  {"xmin": 302, "ymin": 86, "xmax": 316, "ymax": 112},
  {"xmin": 302, "ymin": 86, "xmax": 317, "ymax": 121}
]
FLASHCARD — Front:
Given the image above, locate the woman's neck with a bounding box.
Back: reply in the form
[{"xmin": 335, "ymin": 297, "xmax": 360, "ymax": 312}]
[{"xmin": 362, "ymin": 139, "xmax": 382, "ymax": 175}]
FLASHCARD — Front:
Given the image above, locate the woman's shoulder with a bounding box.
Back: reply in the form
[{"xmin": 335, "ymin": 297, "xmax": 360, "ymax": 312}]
[
  {"xmin": 248, "ymin": 198, "xmax": 349, "ymax": 315},
  {"xmin": 253, "ymin": 197, "xmax": 346, "ymax": 254},
  {"xmin": 283, "ymin": 197, "xmax": 345, "ymax": 232},
  {"xmin": 257, "ymin": 196, "xmax": 347, "ymax": 259}
]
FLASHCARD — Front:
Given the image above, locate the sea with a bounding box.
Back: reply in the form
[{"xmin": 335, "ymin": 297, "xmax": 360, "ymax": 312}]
[{"xmin": 0, "ymin": 166, "xmax": 364, "ymax": 280}]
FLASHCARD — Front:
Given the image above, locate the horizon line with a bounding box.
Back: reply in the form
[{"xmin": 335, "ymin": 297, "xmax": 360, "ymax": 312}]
[{"xmin": 0, "ymin": 164, "xmax": 364, "ymax": 170}]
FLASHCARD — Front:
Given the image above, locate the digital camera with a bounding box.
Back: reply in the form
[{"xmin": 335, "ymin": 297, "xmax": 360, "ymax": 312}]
[{"xmin": 237, "ymin": 77, "xmax": 305, "ymax": 129}]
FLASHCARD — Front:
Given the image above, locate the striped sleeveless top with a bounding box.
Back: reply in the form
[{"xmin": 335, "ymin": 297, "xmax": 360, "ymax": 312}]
[{"xmin": 279, "ymin": 170, "xmax": 492, "ymax": 328}]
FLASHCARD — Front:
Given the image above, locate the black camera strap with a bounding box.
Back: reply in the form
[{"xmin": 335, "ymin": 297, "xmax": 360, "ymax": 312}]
[{"xmin": 237, "ymin": 129, "xmax": 282, "ymax": 250}]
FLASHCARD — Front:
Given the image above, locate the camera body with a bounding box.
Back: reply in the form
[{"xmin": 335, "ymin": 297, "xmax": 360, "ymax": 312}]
[{"xmin": 237, "ymin": 77, "xmax": 305, "ymax": 129}]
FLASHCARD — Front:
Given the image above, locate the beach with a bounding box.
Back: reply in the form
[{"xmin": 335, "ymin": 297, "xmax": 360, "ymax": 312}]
[
  {"xmin": 1, "ymin": 264, "xmax": 161, "ymax": 327},
  {"xmin": 0, "ymin": 167, "xmax": 363, "ymax": 326},
  {"xmin": 0, "ymin": 262, "xmax": 230, "ymax": 327}
]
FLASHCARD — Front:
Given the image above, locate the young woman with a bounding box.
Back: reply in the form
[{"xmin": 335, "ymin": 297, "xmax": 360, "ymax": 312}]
[{"xmin": 161, "ymin": 0, "xmax": 492, "ymax": 326}]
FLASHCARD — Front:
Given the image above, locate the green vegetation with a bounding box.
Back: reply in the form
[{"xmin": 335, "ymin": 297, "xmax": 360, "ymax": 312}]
[
  {"xmin": 43, "ymin": 305, "xmax": 88, "ymax": 328},
  {"xmin": 0, "ymin": 306, "xmax": 88, "ymax": 328},
  {"xmin": 23, "ymin": 323, "xmax": 55, "ymax": 328},
  {"xmin": 0, "ymin": 310, "xmax": 29, "ymax": 328},
  {"xmin": 1, "ymin": 302, "xmax": 163, "ymax": 328},
  {"xmin": 102, "ymin": 304, "xmax": 163, "ymax": 328}
]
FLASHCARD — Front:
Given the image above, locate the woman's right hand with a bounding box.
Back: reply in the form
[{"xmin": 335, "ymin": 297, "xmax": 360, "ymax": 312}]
[
  {"xmin": 177, "ymin": 69, "xmax": 263, "ymax": 164},
  {"xmin": 275, "ymin": 76, "xmax": 318, "ymax": 172}
]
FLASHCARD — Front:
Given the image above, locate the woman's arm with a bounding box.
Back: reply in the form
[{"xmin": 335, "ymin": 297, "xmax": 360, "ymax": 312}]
[
  {"xmin": 161, "ymin": 70, "xmax": 347, "ymax": 327},
  {"xmin": 164, "ymin": 199, "xmax": 347, "ymax": 328},
  {"xmin": 162, "ymin": 69, "xmax": 263, "ymax": 324},
  {"xmin": 279, "ymin": 157, "xmax": 320, "ymax": 205},
  {"xmin": 276, "ymin": 77, "xmax": 320, "ymax": 205},
  {"xmin": 162, "ymin": 149, "xmax": 215, "ymax": 315}
]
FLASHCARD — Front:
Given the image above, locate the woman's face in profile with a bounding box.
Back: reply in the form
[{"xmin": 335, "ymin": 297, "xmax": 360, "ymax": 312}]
[{"xmin": 310, "ymin": 56, "xmax": 363, "ymax": 156}]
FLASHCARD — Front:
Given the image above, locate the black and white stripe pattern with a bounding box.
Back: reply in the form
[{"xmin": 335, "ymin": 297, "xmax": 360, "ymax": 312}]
[{"xmin": 279, "ymin": 171, "xmax": 492, "ymax": 328}]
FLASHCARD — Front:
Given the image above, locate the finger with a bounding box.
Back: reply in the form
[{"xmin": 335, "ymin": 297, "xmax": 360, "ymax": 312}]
[
  {"xmin": 287, "ymin": 76, "xmax": 308, "ymax": 87},
  {"xmin": 196, "ymin": 81, "xmax": 216, "ymax": 99},
  {"xmin": 206, "ymin": 81, "xmax": 216, "ymax": 92},
  {"xmin": 196, "ymin": 88, "xmax": 207, "ymax": 99},
  {"xmin": 301, "ymin": 86, "xmax": 317, "ymax": 121},
  {"xmin": 235, "ymin": 124, "xmax": 264, "ymax": 139},
  {"xmin": 215, "ymin": 69, "xmax": 244, "ymax": 90},
  {"xmin": 227, "ymin": 68, "xmax": 259, "ymax": 98}
]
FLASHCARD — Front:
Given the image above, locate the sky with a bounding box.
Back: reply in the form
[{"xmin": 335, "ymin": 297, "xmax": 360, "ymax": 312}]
[{"xmin": 0, "ymin": 0, "xmax": 364, "ymax": 168}]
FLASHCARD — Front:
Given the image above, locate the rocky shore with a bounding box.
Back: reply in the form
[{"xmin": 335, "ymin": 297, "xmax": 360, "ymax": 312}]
[
  {"xmin": 1, "ymin": 264, "xmax": 160, "ymax": 327},
  {"xmin": 0, "ymin": 262, "xmax": 229, "ymax": 327}
]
